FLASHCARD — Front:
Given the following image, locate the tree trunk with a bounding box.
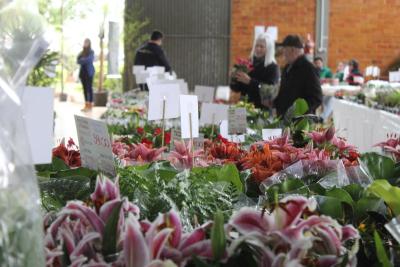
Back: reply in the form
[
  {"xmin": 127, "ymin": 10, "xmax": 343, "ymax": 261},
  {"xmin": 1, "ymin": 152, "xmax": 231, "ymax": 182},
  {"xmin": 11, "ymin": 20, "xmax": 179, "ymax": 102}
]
[
  {"xmin": 123, "ymin": 0, "xmax": 135, "ymax": 92},
  {"xmin": 123, "ymin": 0, "xmax": 149, "ymax": 92}
]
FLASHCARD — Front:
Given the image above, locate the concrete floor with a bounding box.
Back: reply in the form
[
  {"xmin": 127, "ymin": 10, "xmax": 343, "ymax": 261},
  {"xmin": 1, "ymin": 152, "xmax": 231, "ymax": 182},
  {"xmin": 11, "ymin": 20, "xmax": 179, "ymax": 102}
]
[{"xmin": 54, "ymin": 94, "xmax": 107, "ymax": 143}]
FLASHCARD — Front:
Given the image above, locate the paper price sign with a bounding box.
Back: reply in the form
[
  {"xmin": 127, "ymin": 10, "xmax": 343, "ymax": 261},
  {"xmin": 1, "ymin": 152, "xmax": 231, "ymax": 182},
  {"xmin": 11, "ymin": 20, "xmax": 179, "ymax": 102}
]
[
  {"xmin": 194, "ymin": 85, "xmax": 215, "ymax": 103},
  {"xmin": 262, "ymin": 129, "xmax": 283, "ymax": 141},
  {"xmin": 228, "ymin": 107, "xmax": 247, "ymax": 135},
  {"xmin": 193, "ymin": 133, "xmax": 205, "ymax": 151},
  {"xmin": 180, "ymin": 95, "xmax": 199, "ymax": 139},
  {"xmin": 148, "ymin": 83, "xmax": 181, "ymax": 121},
  {"xmin": 200, "ymin": 103, "xmax": 228, "ymax": 126},
  {"xmin": 75, "ymin": 115, "xmax": 116, "ymax": 177}
]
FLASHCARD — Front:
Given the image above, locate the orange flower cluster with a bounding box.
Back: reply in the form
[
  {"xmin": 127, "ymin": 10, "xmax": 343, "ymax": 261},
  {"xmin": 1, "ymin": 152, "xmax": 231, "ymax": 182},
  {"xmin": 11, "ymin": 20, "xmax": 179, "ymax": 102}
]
[
  {"xmin": 207, "ymin": 141, "xmax": 245, "ymax": 165},
  {"xmin": 239, "ymin": 144, "xmax": 284, "ymax": 183}
]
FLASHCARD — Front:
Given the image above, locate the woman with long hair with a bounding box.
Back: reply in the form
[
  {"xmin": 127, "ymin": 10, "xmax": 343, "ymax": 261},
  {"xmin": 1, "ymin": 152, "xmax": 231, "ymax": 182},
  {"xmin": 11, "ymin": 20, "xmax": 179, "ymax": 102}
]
[
  {"xmin": 77, "ymin": 38, "xmax": 95, "ymax": 111},
  {"xmin": 230, "ymin": 33, "xmax": 280, "ymax": 109}
]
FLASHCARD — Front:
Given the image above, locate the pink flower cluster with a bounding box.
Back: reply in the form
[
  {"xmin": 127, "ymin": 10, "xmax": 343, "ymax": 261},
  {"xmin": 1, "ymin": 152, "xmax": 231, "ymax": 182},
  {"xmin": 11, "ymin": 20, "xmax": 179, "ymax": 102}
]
[
  {"xmin": 44, "ymin": 177, "xmax": 360, "ymax": 267},
  {"xmin": 112, "ymin": 142, "xmax": 166, "ymax": 166}
]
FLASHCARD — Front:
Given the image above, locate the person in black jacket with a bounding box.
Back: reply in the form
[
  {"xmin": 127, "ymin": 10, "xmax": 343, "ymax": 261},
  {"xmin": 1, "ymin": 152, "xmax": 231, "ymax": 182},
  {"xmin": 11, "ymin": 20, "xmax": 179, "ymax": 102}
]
[
  {"xmin": 134, "ymin": 30, "xmax": 172, "ymax": 72},
  {"xmin": 273, "ymin": 35, "xmax": 322, "ymax": 116},
  {"xmin": 230, "ymin": 33, "xmax": 280, "ymax": 109}
]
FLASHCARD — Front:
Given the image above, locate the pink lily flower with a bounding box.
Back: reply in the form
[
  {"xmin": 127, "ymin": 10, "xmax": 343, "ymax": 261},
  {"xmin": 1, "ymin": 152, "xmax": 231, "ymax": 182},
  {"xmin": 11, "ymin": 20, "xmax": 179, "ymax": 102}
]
[
  {"xmin": 308, "ymin": 126, "xmax": 335, "ymax": 145},
  {"xmin": 168, "ymin": 140, "xmax": 206, "ymax": 170}
]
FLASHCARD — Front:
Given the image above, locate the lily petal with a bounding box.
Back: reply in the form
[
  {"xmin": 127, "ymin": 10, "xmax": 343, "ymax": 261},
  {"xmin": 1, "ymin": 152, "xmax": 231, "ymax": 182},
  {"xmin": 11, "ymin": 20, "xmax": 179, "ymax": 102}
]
[{"xmin": 124, "ymin": 214, "xmax": 150, "ymax": 267}]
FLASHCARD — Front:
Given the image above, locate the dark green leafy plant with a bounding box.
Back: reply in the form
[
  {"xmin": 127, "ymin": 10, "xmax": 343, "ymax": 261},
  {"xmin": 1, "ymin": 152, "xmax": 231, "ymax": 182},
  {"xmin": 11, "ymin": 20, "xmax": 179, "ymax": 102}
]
[
  {"xmin": 36, "ymin": 157, "xmax": 98, "ymax": 212},
  {"xmin": 118, "ymin": 161, "xmax": 242, "ymax": 224},
  {"xmin": 27, "ymin": 50, "xmax": 59, "ymax": 87}
]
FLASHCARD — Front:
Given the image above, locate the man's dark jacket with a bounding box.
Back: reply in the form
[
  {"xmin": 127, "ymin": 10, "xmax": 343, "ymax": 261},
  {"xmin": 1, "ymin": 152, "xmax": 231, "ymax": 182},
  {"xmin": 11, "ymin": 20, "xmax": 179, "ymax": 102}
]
[
  {"xmin": 134, "ymin": 42, "xmax": 172, "ymax": 72},
  {"xmin": 274, "ymin": 55, "xmax": 323, "ymax": 116}
]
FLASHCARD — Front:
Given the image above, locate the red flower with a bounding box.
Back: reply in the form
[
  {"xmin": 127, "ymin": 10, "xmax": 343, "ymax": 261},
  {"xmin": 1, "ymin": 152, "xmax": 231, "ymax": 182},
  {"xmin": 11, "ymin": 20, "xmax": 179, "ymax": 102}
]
[
  {"xmin": 164, "ymin": 132, "xmax": 171, "ymax": 145},
  {"xmin": 154, "ymin": 128, "xmax": 162, "ymax": 136},
  {"xmin": 141, "ymin": 138, "xmax": 153, "ymax": 147},
  {"xmin": 137, "ymin": 127, "xmax": 144, "ymax": 135},
  {"xmin": 52, "ymin": 139, "xmax": 81, "ymax": 168}
]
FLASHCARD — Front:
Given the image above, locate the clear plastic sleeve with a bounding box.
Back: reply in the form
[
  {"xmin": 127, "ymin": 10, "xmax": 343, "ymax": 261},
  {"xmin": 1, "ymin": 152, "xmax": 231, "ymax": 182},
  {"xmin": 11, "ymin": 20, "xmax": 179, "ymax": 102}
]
[
  {"xmin": 261, "ymin": 159, "xmax": 373, "ymax": 192},
  {"xmin": 0, "ymin": 0, "xmax": 47, "ymax": 265}
]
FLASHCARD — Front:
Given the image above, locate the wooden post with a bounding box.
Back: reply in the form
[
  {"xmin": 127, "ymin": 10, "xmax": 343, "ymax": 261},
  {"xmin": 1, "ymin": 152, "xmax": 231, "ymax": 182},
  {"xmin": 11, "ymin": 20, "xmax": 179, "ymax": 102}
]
[
  {"xmin": 161, "ymin": 97, "xmax": 166, "ymax": 147},
  {"xmin": 210, "ymin": 113, "xmax": 215, "ymax": 140}
]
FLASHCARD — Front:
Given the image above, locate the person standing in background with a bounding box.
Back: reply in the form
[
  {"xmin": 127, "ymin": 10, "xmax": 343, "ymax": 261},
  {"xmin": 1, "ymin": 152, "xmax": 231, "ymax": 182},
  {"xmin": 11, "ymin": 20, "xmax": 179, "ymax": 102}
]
[
  {"xmin": 134, "ymin": 30, "xmax": 172, "ymax": 73},
  {"xmin": 230, "ymin": 33, "xmax": 280, "ymax": 109},
  {"xmin": 274, "ymin": 35, "xmax": 322, "ymax": 116},
  {"xmin": 77, "ymin": 38, "xmax": 95, "ymax": 112}
]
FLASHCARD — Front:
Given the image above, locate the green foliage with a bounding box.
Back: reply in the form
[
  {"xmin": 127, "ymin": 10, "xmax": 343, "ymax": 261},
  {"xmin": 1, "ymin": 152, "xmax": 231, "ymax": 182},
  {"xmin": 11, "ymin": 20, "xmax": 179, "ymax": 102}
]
[
  {"xmin": 211, "ymin": 211, "xmax": 226, "ymax": 261},
  {"xmin": 123, "ymin": 0, "xmax": 149, "ymax": 91},
  {"xmin": 374, "ymin": 231, "xmax": 393, "ymax": 267},
  {"xmin": 118, "ymin": 161, "xmax": 241, "ymax": 224},
  {"xmin": 38, "ymin": 0, "xmax": 95, "ymax": 30},
  {"xmin": 27, "ymin": 50, "xmax": 59, "ymax": 87},
  {"xmin": 36, "ymin": 158, "xmax": 98, "ymax": 212},
  {"xmin": 360, "ymin": 153, "xmax": 400, "ymax": 182},
  {"xmin": 102, "ymin": 201, "xmax": 123, "ymax": 261},
  {"xmin": 368, "ymin": 179, "xmax": 400, "ymax": 216}
]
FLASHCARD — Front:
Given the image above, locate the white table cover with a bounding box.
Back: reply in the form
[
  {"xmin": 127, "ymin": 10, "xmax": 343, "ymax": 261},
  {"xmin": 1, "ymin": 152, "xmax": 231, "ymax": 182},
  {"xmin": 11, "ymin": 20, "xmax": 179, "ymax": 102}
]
[{"xmin": 332, "ymin": 99, "xmax": 400, "ymax": 152}]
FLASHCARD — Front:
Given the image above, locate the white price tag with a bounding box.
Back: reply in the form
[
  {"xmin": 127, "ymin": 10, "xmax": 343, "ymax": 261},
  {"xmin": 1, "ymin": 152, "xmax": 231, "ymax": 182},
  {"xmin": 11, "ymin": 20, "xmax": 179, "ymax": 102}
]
[
  {"xmin": 180, "ymin": 95, "xmax": 199, "ymax": 139},
  {"xmin": 215, "ymin": 86, "xmax": 230, "ymax": 101},
  {"xmin": 228, "ymin": 107, "xmax": 247, "ymax": 135},
  {"xmin": 200, "ymin": 103, "xmax": 229, "ymax": 126},
  {"xmin": 262, "ymin": 128, "xmax": 282, "ymax": 141},
  {"xmin": 75, "ymin": 115, "xmax": 116, "ymax": 176},
  {"xmin": 20, "ymin": 86, "xmax": 54, "ymax": 164},
  {"xmin": 194, "ymin": 85, "xmax": 215, "ymax": 103},
  {"xmin": 148, "ymin": 83, "xmax": 181, "ymax": 121}
]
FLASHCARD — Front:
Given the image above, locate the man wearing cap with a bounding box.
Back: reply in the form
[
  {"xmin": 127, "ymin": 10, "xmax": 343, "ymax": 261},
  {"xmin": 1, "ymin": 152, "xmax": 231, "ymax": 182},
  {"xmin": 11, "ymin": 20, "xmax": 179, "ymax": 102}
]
[{"xmin": 273, "ymin": 35, "xmax": 322, "ymax": 116}]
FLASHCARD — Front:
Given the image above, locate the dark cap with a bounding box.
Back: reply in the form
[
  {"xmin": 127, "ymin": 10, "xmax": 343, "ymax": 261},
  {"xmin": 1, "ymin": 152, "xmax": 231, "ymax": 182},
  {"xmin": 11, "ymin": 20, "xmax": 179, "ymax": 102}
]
[{"xmin": 278, "ymin": 35, "xmax": 304, "ymax": 49}]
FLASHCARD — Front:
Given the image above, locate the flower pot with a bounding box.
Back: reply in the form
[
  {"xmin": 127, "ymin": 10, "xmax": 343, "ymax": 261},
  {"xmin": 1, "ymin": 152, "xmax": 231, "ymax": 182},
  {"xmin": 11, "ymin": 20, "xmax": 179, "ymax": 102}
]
[{"xmin": 94, "ymin": 91, "xmax": 108, "ymax": 107}]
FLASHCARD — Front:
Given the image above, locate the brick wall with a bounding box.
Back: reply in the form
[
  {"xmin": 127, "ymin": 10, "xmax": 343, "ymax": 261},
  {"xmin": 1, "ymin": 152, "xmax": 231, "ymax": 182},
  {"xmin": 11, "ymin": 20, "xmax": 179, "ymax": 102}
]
[
  {"xmin": 231, "ymin": 0, "xmax": 316, "ymax": 66},
  {"xmin": 328, "ymin": 0, "xmax": 400, "ymax": 74},
  {"xmin": 231, "ymin": 0, "xmax": 400, "ymax": 75}
]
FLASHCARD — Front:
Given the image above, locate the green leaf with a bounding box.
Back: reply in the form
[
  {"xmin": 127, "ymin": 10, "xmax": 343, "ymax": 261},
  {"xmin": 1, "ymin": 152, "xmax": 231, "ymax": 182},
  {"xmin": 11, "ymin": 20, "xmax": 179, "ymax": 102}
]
[
  {"xmin": 216, "ymin": 164, "xmax": 243, "ymax": 192},
  {"xmin": 360, "ymin": 152, "xmax": 396, "ymax": 180},
  {"xmin": 102, "ymin": 201, "xmax": 123, "ymax": 259},
  {"xmin": 211, "ymin": 210, "xmax": 226, "ymax": 261},
  {"xmin": 315, "ymin": 195, "xmax": 344, "ymax": 219},
  {"xmin": 368, "ymin": 179, "xmax": 400, "ymax": 216},
  {"xmin": 354, "ymin": 197, "xmax": 387, "ymax": 222},
  {"xmin": 193, "ymin": 164, "xmax": 243, "ymax": 192},
  {"xmin": 51, "ymin": 157, "xmax": 70, "ymax": 171},
  {"xmin": 325, "ymin": 188, "xmax": 354, "ymax": 206},
  {"xmin": 294, "ymin": 118, "xmax": 310, "ymax": 132},
  {"xmin": 374, "ymin": 230, "xmax": 393, "ymax": 267},
  {"xmin": 343, "ymin": 184, "xmax": 364, "ymax": 202},
  {"xmin": 293, "ymin": 98, "xmax": 309, "ymax": 116},
  {"xmin": 54, "ymin": 167, "xmax": 97, "ymax": 179}
]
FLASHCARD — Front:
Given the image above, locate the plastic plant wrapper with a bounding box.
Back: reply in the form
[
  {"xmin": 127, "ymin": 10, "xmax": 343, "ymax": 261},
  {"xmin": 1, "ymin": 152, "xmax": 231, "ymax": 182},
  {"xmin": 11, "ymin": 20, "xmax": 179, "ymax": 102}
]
[
  {"xmin": 0, "ymin": 0, "xmax": 47, "ymax": 265},
  {"xmin": 385, "ymin": 216, "xmax": 400, "ymax": 244},
  {"xmin": 260, "ymin": 159, "xmax": 373, "ymax": 192}
]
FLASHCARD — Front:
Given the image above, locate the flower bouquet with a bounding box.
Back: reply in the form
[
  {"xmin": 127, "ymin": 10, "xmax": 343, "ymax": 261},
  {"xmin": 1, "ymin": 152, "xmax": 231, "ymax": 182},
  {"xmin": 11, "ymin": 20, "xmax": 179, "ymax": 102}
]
[{"xmin": 230, "ymin": 58, "xmax": 254, "ymax": 86}]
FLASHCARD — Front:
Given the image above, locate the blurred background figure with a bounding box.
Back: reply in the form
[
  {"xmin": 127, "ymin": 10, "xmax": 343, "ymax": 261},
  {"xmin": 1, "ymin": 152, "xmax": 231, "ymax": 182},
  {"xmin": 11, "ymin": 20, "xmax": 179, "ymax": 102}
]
[
  {"xmin": 334, "ymin": 61, "xmax": 345, "ymax": 83},
  {"xmin": 274, "ymin": 34, "xmax": 322, "ymax": 116},
  {"xmin": 77, "ymin": 38, "xmax": 95, "ymax": 112},
  {"xmin": 346, "ymin": 59, "xmax": 364, "ymax": 85},
  {"xmin": 314, "ymin": 56, "xmax": 333, "ymax": 83},
  {"xmin": 230, "ymin": 33, "xmax": 279, "ymax": 109},
  {"xmin": 134, "ymin": 30, "xmax": 172, "ymax": 73}
]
